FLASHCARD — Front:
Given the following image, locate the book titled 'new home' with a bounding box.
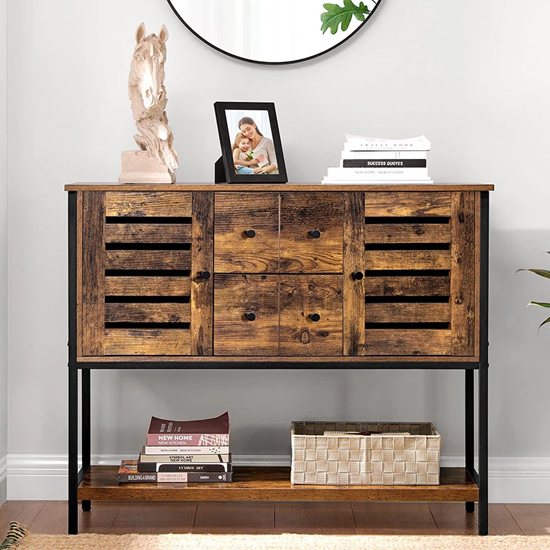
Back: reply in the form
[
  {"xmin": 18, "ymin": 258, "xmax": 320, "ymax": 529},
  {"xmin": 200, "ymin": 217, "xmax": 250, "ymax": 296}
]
[{"xmin": 147, "ymin": 411, "xmax": 230, "ymax": 446}]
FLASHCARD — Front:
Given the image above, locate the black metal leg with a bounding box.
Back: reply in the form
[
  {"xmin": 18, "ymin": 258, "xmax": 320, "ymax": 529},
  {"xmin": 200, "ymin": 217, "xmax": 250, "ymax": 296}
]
[
  {"xmin": 478, "ymin": 363, "xmax": 489, "ymax": 535},
  {"xmin": 68, "ymin": 367, "xmax": 79, "ymax": 534},
  {"xmin": 465, "ymin": 369, "xmax": 475, "ymax": 513},
  {"xmin": 82, "ymin": 369, "xmax": 91, "ymax": 513},
  {"xmin": 477, "ymin": 191, "xmax": 490, "ymax": 535},
  {"xmin": 68, "ymin": 192, "xmax": 80, "ymax": 532}
]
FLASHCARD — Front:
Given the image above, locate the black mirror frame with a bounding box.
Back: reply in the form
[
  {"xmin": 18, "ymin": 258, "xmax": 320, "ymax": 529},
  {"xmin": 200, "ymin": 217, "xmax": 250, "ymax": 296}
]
[{"xmin": 166, "ymin": 0, "xmax": 385, "ymax": 65}]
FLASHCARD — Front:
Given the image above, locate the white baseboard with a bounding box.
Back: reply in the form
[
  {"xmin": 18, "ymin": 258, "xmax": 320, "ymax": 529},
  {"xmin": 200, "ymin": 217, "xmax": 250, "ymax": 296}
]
[
  {"xmin": 0, "ymin": 455, "xmax": 7, "ymax": 504},
  {"xmin": 6, "ymin": 454, "xmax": 550, "ymax": 503}
]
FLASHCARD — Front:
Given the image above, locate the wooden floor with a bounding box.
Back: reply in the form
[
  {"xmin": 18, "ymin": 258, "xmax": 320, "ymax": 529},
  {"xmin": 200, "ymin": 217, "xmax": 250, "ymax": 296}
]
[{"xmin": 1, "ymin": 501, "xmax": 550, "ymax": 536}]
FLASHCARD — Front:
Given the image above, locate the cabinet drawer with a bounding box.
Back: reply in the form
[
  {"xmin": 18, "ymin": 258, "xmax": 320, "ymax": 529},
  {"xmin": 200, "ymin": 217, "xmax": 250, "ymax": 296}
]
[
  {"xmin": 214, "ymin": 193, "xmax": 279, "ymax": 273},
  {"xmin": 280, "ymin": 275, "xmax": 343, "ymax": 356},
  {"xmin": 214, "ymin": 275, "xmax": 279, "ymax": 356},
  {"xmin": 280, "ymin": 193, "xmax": 343, "ymax": 273}
]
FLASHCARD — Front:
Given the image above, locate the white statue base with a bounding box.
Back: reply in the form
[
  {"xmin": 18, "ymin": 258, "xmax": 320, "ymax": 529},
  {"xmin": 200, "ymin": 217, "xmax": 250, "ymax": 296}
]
[{"xmin": 119, "ymin": 151, "xmax": 176, "ymax": 184}]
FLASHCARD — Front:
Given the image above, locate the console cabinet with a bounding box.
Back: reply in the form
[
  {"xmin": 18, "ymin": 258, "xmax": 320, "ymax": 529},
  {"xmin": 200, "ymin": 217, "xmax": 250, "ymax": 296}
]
[
  {"xmin": 78, "ymin": 188, "xmax": 478, "ymax": 359},
  {"xmin": 67, "ymin": 183, "xmax": 492, "ymax": 535}
]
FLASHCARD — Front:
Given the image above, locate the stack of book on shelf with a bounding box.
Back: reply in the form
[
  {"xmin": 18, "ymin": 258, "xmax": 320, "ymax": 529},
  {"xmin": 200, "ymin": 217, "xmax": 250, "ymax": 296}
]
[
  {"xmin": 119, "ymin": 411, "xmax": 232, "ymax": 483},
  {"xmin": 322, "ymin": 135, "xmax": 433, "ymax": 184}
]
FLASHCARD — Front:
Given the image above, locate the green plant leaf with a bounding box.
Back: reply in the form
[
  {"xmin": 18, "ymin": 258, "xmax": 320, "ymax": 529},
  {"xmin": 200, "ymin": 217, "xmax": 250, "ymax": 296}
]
[
  {"xmin": 321, "ymin": 0, "xmax": 370, "ymax": 35},
  {"xmin": 529, "ymin": 301, "xmax": 550, "ymax": 308},
  {"xmin": 515, "ymin": 268, "xmax": 550, "ymax": 280},
  {"xmin": 539, "ymin": 317, "xmax": 550, "ymax": 330}
]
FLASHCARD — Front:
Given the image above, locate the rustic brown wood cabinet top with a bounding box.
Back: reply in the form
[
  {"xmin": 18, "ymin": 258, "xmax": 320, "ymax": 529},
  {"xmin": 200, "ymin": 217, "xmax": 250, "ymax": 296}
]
[{"xmin": 67, "ymin": 183, "xmax": 492, "ymax": 363}]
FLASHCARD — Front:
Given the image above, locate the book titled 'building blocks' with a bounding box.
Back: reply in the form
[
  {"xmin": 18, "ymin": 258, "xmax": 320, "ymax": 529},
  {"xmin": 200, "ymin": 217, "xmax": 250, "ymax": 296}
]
[{"xmin": 147, "ymin": 411, "xmax": 230, "ymax": 446}]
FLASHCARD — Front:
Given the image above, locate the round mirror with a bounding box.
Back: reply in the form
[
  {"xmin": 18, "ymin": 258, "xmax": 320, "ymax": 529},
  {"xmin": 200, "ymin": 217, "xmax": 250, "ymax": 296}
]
[{"xmin": 167, "ymin": 0, "xmax": 384, "ymax": 65}]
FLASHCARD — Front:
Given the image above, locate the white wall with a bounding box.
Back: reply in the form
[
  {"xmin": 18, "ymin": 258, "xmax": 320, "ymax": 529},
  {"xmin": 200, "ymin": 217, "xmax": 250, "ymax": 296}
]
[
  {"xmin": 0, "ymin": 0, "xmax": 7, "ymax": 505},
  {"xmin": 5, "ymin": 0, "xmax": 550, "ymax": 501}
]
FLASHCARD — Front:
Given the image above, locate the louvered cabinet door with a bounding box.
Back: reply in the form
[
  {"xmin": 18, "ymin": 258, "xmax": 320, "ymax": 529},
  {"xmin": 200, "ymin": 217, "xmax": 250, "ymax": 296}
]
[
  {"xmin": 355, "ymin": 191, "xmax": 477, "ymax": 357},
  {"xmin": 80, "ymin": 191, "xmax": 211, "ymax": 357}
]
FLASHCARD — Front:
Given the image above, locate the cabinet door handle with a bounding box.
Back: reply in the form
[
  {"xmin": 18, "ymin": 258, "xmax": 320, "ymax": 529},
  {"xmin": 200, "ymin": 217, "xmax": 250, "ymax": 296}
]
[
  {"xmin": 352, "ymin": 271, "xmax": 364, "ymax": 281},
  {"xmin": 200, "ymin": 270, "xmax": 211, "ymax": 280},
  {"xmin": 309, "ymin": 229, "xmax": 321, "ymax": 239},
  {"xmin": 244, "ymin": 229, "xmax": 256, "ymax": 238},
  {"xmin": 244, "ymin": 312, "xmax": 256, "ymax": 321},
  {"xmin": 309, "ymin": 313, "xmax": 321, "ymax": 322}
]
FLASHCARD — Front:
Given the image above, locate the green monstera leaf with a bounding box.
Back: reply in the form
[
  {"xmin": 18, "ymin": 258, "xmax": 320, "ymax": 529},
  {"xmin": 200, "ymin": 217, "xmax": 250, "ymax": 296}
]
[{"xmin": 321, "ymin": 0, "xmax": 370, "ymax": 35}]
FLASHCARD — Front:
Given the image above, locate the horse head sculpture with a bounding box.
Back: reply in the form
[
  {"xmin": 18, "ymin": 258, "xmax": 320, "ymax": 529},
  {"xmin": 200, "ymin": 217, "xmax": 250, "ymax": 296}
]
[{"xmin": 128, "ymin": 23, "xmax": 178, "ymax": 174}]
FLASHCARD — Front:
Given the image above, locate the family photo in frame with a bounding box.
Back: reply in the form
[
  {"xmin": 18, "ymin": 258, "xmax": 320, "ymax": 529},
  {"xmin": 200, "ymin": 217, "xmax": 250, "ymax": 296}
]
[{"xmin": 214, "ymin": 102, "xmax": 288, "ymax": 183}]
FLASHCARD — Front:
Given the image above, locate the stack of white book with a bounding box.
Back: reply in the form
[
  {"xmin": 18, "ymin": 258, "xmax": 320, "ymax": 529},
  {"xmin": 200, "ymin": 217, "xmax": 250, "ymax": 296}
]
[{"xmin": 322, "ymin": 135, "xmax": 433, "ymax": 184}]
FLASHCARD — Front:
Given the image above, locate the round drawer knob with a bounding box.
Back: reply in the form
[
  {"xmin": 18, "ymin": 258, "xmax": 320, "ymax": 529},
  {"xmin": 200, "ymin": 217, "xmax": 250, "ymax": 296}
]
[
  {"xmin": 309, "ymin": 229, "xmax": 321, "ymax": 239},
  {"xmin": 309, "ymin": 313, "xmax": 321, "ymax": 322},
  {"xmin": 244, "ymin": 229, "xmax": 256, "ymax": 238},
  {"xmin": 245, "ymin": 312, "xmax": 256, "ymax": 321},
  {"xmin": 352, "ymin": 271, "xmax": 364, "ymax": 281},
  {"xmin": 200, "ymin": 270, "xmax": 211, "ymax": 280}
]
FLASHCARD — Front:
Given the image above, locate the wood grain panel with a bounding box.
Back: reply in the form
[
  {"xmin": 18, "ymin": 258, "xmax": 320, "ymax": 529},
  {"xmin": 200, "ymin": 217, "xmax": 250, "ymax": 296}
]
[
  {"xmin": 105, "ymin": 276, "xmax": 191, "ymax": 296},
  {"xmin": 214, "ymin": 192, "xmax": 279, "ymax": 273},
  {"xmin": 214, "ymin": 275, "xmax": 279, "ymax": 356},
  {"xmin": 105, "ymin": 192, "xmax": 192, "ymax": 217},
  {"xmin": 82, "ymin": 192, "xmax": 105, "ymax": 356},
  {"xmin": 365, "ymin": 303, "xmax": 451, "ymax": 324},
  {"xmin": 343, "ymin": 192, "xmax": 365, "ymax": 356},
  {"xmin": 105, "ymin": 224, "xmax": 192, "ymax": 243},
  {"xmin": 191, "ymin": 192, "xmax": 214, "ymax": 355},
  {"xmin": 280, "ymin": 275, "xmax": 343, "ymax": 356},
  {"xmin": 474, "ymin": 192, "xmax": 481, "ymax": 356},
  {"xmin": 76, "ymin": 192, "xmax": 83, "ymax": 356},
  {"xmin": 365, "ymin": 192, "xmax": 451, "ymax": 217},
  {"xmin": 105, "ymin": 250, "xmax": 191, "ymax": 270},
  {"xmin": 365, "ymin": 250, "xmax": 451, "ymax": 271},
  {"xmin": 78, "ymin": 466, "xmax": 478, "ymax": 502},
  {"xmin": 68, "ymin": 183, "xmax": 495, "ymax": 192},
  {"xmin": 280, "ymin": 193, "xmax": 343, "ymax": 273},
  {"xmin": 104, "ymin": 329, "xmax": 190, "ymax": 355},
  {"xmin": 364, "ymin": 276, "xmax": 450, "ymax": 297},
  {"xmin": 105, "ymin": 303, "xmax": 191, "ymax": 323},
  {"xmin": 450, "ymin": 192, "xmax": 476, "ymax": 356},
  {"xmin": 365, "ymin": 223, "xmax": 451, "ymax": 244},
  {"xmin": 364, "ymin": 330, "xmax": 451, "ymax": 356},
  {"xmin": 78, "ymin": 354, "xmax": 478, "ymax": 363}
]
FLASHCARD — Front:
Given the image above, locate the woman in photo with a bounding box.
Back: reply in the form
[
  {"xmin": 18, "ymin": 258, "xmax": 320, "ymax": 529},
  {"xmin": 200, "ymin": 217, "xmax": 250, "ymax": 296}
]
[{"xmin": 238, "ymin": 116, "xmax": 279, "ymax": 174}]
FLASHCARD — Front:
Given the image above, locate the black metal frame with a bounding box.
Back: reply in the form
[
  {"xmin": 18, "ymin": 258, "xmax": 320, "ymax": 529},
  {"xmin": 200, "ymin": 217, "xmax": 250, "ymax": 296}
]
[{"xmin": 67, "ymin": 191, "xmax": 490, "ymax": 535}]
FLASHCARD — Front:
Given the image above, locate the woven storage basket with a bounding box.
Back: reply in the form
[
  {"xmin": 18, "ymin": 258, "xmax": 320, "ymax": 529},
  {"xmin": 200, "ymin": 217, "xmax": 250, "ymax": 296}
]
[{"xmin": 291, "ymin": 421, "xmax": 440, "ymax": 486}]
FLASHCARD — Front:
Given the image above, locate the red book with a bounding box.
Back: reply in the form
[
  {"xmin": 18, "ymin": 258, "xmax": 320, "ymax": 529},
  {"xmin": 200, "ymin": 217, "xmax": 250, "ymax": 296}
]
[{"xmin": 147, "ymin": 412, "xmax": 230, "ymax": 446}]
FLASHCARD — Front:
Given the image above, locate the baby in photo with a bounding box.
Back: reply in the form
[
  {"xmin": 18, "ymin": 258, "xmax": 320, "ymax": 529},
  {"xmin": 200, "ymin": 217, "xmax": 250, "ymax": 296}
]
[{"xmin": 232, "ymin": 132, "xmax": 267, "ymax": 174}]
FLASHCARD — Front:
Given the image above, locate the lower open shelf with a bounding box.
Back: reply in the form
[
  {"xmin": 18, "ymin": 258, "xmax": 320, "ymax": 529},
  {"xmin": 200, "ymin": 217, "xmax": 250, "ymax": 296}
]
[{"xmin": 78, "ymin": 466, "xmax": 479, "ymax": 502}]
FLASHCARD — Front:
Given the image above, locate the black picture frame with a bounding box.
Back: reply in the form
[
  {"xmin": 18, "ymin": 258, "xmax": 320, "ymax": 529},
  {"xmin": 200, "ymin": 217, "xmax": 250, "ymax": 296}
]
[{"xmin": 214, "ymin": 102, "xmax": 288, "ymax": 184}]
